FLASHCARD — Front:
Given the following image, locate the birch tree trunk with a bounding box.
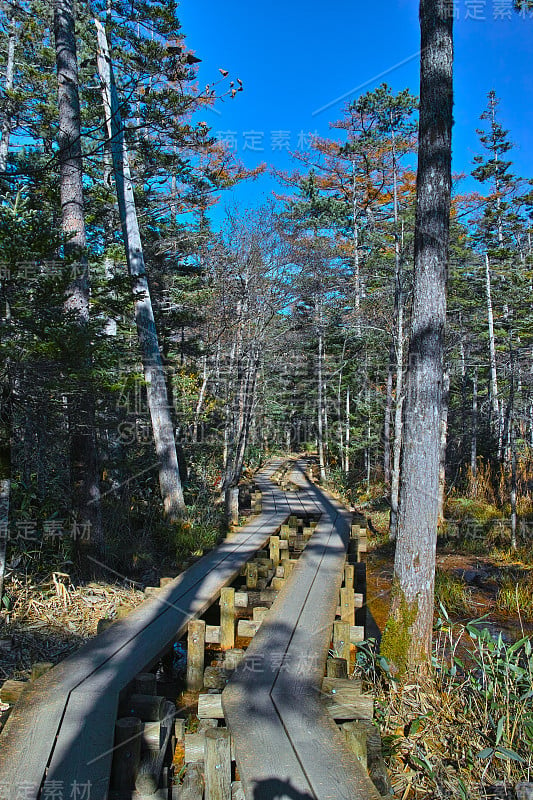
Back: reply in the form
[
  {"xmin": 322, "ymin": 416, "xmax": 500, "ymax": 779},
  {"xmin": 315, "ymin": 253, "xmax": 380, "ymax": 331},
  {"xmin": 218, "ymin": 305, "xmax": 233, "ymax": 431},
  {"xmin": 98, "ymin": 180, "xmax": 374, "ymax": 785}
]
[
  {"xmin": 317, "ymin": 320, "xmax": 326, "ymax": 482},
  {"xmin": 438, "ymin": 369, "xmax": 450, "ymax": 524},
  {"xmin": 383, "ymin": 0, "xmax": 453, "ymax": 671},
  {"xmin": 344, "ymin": 387, "xmax": 350, "ymax": 474},
  {"xmin": 485, "ymin": 253, "xmax": 500, "ymax": 444},
  {"xmin": 471, "ymin": 366, "xmax": 478, "ymax": 479},
  {"xmin": 95, "ymin": 20, "xmax": 186, "ymax": 521},
  {"xmin": 0, "ymin": 474, "xmax": 9, "ymax": 605},
  {"xmin": 389, "ymin": 125, "xmax": 405, "ymax": 540},
  {"xmin": 0, "ymin": 14, "xmax": 16, "ymax": 172},
  {"xmin": 54, "ymin": 0, "xmax": 104, "ymax": 557}
]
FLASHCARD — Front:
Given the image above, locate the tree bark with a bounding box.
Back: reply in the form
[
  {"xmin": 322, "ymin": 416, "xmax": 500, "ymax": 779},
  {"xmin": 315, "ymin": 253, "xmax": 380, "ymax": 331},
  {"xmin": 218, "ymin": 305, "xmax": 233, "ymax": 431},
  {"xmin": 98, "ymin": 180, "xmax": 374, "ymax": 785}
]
[
  {"xmin": 0, "ymin": 14, "xmax": 16, "ymax": 172},
  {"xmin": 485, "ymin": 253, "xmax": 500, "ymax": 447},
  {"xmin": 0, "ymin": 474, "xmax": 9, "ymax": 604},
  {"xmin": 438, "ymin": 369, "xmax": 450, "ymax": 523},
  {"xmin": 470, "ymin": 366, "xmax": 478, "ymax": 479},
  {"xmin": 95, "ymin": 20, "xmax": 186, "ymax": 521},
  {"xmin": 317, "ymin": 319, "xmax": 326, "ymax": 481},
  {"xmin": 383, "ymin": 0, "xmax": 453, "ymax": 671},
  {"xmin": 54, "ymin": 0, "xmax": 104, "ymax": 558}
]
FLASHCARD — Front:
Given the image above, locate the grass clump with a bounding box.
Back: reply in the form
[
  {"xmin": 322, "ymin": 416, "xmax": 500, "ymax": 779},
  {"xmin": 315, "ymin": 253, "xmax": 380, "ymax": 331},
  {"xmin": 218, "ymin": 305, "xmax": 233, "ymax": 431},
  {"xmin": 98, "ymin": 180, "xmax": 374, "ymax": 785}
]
[
  {"xmin": 496, "ymin": 574, "xmax": 533, "ymax": 621},
  {"xmin": 446, "ymin": 496, "xmax": 502, "ymax": 525},
  {"xmin": 355, "ymin": 616, "xmax": 533, "ymax": 799},
  {"xmin": 434, "ymin": 569, "xmax": 474, "ymax": 615}
]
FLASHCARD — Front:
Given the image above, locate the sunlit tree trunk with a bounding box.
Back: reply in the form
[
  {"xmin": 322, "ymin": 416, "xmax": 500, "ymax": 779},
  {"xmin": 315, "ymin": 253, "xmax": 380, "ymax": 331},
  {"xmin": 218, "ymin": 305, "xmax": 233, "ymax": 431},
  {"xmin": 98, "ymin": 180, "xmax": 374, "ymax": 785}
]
[
  {"xmin": 471, "ymin": 366, "xmax": 478, "ymax": 479},
  {"xmin": 383, "ymin": 0, "xmax": 453, "ymax": 672},
  {"xmin": 0, "ymin": 14, "xmax": 16, "ymax": 172},
  {"xmin": 485, "ymin": 253, "xmax": 501, "ymax": 447},
  {"xmin": 95, "ymin": 20, "xmax": 186, "ymax": 521}
]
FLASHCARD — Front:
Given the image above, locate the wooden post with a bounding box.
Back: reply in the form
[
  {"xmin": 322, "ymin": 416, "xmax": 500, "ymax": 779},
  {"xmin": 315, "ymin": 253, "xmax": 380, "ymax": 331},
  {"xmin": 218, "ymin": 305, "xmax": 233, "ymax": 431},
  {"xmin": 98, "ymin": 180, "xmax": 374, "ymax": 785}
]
[
  {"xmin": 179, "ymin": 762, "xmax": 204, "ymax": 799},
  {"xmin": 332, "ymin": 621, "xmax": 351, "ymax": 667},
  {"xmin": 252, "ymin": 606, "xmax": 269, "ymax": 625},
  {"xmin": 220, "ymin": 587, "xmax": 235, "ymax": 650},
  {"xmin": 111, "ymin": 717, "xmax": 142, "ymax": 790},
  {"xmin": 186, "ymin": 620, "xmax": 206, "ymax": 691},
  {"xmin": 204, "ymin": 728, "xmax": 232, "ymax": 800},
  {"xmin": 344, "ymin": 563, "xmax": 355, "ymax": 590},
  {"xmin": 121, "ymin": 694, "xmax": 165, "ymax": 721},
  {"xmin": 281, "ymin": 558, "xmax": 293, "ymax": 578},
  {"xmin": 225, "ymin": 487, "xmax": 239, "ymax": 527},
  {"xmin": 269, "ymin": 536, "xmax": 280, "ymax": 567},
  {"xmin": 340, "ymin": 587, "xmax": 355, "ymax": 626},
  {"xmin": 326, "ymin": 657, "xmax": 348, "ymax": 679},
  {"xmin": 224, "ymin": 648, "xmax": 245, "ymax": 671},
  {"xmin": 136, "ymin": 700, "xmax": 176, "ymax": 794},
  {"xmin": 134, "ymin": 672, "xmax": 157, "ymax": 696},
  {"xmin": 342, "ymin": 721, "xmax": 368, "ymax": 770},
  {"xmin": 246, "ymin": 562, "xmax": 258, "ymax": 589}
]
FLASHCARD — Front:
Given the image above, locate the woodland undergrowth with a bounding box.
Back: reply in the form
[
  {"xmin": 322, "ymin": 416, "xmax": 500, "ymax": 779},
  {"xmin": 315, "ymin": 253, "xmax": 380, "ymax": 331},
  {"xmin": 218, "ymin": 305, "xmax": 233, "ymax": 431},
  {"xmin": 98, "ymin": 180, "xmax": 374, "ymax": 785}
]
[{"xmin": 355, "ymin": 612, "xmax": 533, "ymax": 799}]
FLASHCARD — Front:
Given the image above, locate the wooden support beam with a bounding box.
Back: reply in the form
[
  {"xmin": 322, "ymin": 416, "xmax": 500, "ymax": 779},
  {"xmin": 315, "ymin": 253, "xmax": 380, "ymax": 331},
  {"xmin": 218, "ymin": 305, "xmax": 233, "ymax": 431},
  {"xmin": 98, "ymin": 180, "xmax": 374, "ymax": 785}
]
[
  {"xmin": 197, "ymin": 693, "xmax": 225, "ymax": 720},
  {"xmin": 186, "ymin": 620, "xmax": 205, "ymax": 691},
  {"xmin": 220, "ymin": 588, "xmax": 235, "ymax": 650},
  {"xmin": 206, "ymin": 625, "xmax": 221, "ymax": 644},
  {"xmin": 237, "ymin": 619, "xmax": 260, "ymax": 638},
  {"xmin": 340, "ymin": 587, "xmax": 355, "ymax": 626},
  {"xmin": 269, "ymin": 536, "xmax": 280, "ymax": 567},
  {"xmin": 344, "ymin": 564, "xmax": 355, "ymax": 590},
  {"xmin": 134, "ymin": 672, "xmax": 157, "ymax": 696},
  {"xmin": 350, "ymin": 625, "xmax": 365, "ymax": 644},
  {"xmin": 120, "ymin": 694, "xmax": 166, "ymax": 722},
  {"xmin": 332, "ymin": 621, "xmax": 351, "ymax": 667},
  {"xmin": 204, "ymin": 728, "xmax": 232, "ymax": 800},
  {"xmin": 326, "ymin": 658, "xmax": 347, "ymax": 679},
  {"xmin": 246, "ymin": 563, "xmax": 258, "ymax": 590},
  {"xmin": 111, "ymin": 717, "xmax": 142, "ymax": 790}
]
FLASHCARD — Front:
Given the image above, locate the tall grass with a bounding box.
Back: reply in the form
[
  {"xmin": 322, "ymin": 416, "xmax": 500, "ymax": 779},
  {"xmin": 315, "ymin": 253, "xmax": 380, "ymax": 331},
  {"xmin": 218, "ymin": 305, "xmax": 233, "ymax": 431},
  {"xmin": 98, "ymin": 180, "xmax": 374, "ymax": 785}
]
[{"xmin": 354, "ymin": 614, "xmax": 533, "ymax": 799}]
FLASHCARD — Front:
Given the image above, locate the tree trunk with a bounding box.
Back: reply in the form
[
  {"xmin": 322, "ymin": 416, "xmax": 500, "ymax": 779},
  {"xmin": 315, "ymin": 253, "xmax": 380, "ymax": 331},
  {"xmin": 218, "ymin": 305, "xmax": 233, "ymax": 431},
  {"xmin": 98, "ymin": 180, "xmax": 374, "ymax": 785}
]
[
  {"xmin": 382, "ymin": 0, "xmax": 453, "ymax": 672},
  {"xmin": 470, "ymin": 366, "xmax": 478, "ymax": 479},
  {"xmin": 383, "ymin": 355, "xmax": 393, "ymax": 485},
  {"xmin": 317, "ymin": 322, "xmax": 326, "ymax": 482},
  {"xmin": 95, "ymin": 20, "xmax": 186, "ymax": 521},
  {"xmin": 54, "ymin": 0, "xmax": 104, "ymax": 559},
  {"xmin": 485, "ymin": 253, "xmax": 500, "ymax": 444},
  {"xmin": 344, "ymin": 387, "xmax": 350, "ymax": 474},
  {"xmin": 0, "ymin": 469, "xmax": 9, "ymax": 604},
  {"xmin": 0, "ymin": 14, "xmax": 16, "ymax": 172},
  {"xmin": 438, "ymin": 369, "xmax": 450, "ymax": 524}
]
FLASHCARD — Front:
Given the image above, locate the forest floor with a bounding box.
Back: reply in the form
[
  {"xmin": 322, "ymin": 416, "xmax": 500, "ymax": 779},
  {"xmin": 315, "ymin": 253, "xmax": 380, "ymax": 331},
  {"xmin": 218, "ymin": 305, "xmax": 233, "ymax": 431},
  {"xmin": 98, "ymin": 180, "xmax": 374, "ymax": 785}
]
[{"xmin": 0, "ymin": 576, "xmax": 144, "ymax": 688}]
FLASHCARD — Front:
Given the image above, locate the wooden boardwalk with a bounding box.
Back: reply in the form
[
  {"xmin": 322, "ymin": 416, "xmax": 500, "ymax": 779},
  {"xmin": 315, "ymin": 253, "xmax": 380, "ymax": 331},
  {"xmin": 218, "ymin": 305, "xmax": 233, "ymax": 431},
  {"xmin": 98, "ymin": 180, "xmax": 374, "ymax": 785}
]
[
  {"xmin": 0, "ymin": 459, "xmax": 379, "ymax": 800},
  {"xmin": 223, "ymin": 461, "xmax": 381, "ymax": 800}
]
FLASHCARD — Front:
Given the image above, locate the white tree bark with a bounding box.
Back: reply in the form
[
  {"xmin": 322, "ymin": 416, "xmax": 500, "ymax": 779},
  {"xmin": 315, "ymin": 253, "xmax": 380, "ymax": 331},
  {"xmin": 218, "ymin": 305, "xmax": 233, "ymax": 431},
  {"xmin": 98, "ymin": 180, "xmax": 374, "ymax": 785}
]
[{"xmin": 95, "ymin": 20, "xmax": 186, "ymax": 520}]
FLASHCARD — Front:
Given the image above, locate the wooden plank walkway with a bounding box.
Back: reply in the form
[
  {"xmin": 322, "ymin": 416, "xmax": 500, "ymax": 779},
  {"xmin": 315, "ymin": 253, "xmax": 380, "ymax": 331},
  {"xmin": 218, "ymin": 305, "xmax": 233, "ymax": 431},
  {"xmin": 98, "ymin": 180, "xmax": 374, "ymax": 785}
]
[
  {"xmin": 0, "ymin": 458, "xmax": 379, "ymax": 800},
  {"xmin": 0, "ymin": 463, "xmax": 289, "ymax": 800},
  {"xmin": 223, "ymin": 461, "xmax": 382, "ymax": 800}
]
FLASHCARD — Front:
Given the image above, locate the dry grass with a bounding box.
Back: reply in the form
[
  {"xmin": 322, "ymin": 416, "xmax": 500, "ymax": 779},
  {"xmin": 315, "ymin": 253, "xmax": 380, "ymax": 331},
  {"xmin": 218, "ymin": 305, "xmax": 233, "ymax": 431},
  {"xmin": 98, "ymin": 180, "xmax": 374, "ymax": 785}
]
[
  {"xmin": 0, "ymin": 570, "xmax": 144, "ymax": 681},
  {"xmin": 355, "ymin": 618, "xmax": 533, "ymax": 799}
]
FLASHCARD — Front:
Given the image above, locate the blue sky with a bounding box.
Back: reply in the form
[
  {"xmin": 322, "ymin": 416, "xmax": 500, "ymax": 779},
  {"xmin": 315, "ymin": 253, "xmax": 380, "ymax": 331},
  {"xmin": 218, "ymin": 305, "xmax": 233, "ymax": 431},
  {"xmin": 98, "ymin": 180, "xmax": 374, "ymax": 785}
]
[{"xmin": 178, "ymin": 0, "xmax": 533, "ymax": 220}]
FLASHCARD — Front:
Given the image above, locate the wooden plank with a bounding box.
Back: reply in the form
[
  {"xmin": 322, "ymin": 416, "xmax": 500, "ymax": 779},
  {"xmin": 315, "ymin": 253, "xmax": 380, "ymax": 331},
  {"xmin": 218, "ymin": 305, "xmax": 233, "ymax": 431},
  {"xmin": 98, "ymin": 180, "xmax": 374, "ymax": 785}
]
[
  {"xmin": 45, "ymin": 691, "xmax": 119, "ymax": 800},
  {"xmin": 197, "ymin": 694, "xmax": 224, "ymax": 719}
]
